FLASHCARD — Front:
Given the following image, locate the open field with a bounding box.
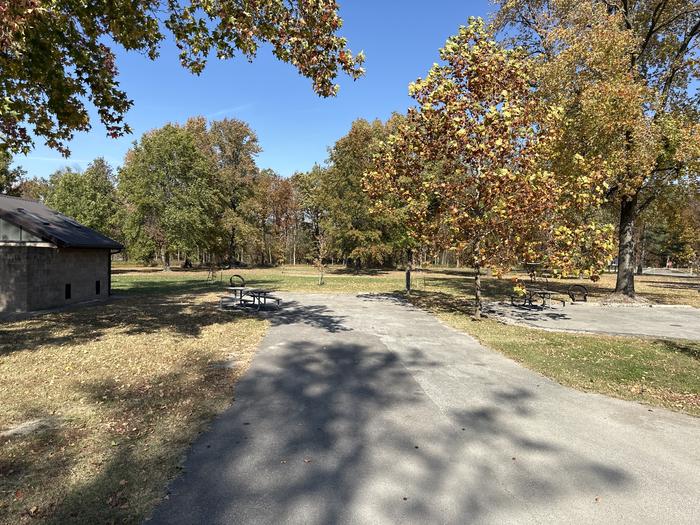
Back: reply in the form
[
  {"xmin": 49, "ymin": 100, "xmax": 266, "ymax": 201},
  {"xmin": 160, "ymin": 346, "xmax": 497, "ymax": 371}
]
[
  {"xmin": 0, "ymin": 291, "xmax": 266, "ymax": 524},
  {"xmin": 113, "ymin": 264, "xmax": 700, "ymax": 308}
]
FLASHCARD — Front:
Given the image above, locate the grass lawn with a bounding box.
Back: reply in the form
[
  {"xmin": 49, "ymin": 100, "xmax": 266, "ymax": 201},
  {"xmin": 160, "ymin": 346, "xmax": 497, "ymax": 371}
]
[
  {"xmin": 113, "ymin": 264, "xmax": 700, "ymax": 307},
  {"xmin": 112, "ymin": 265, "xmax": 412, "ymax": 295},
  {"xmin": 0, "ymin": 291, "xmax": 266, "ymax": 524}
]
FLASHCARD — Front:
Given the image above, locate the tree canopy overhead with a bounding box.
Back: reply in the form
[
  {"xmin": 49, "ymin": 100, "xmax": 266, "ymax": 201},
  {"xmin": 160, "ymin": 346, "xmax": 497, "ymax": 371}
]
[{"xmin": 0, "ymin": 0, "xmax": 365, "ymax": 155}]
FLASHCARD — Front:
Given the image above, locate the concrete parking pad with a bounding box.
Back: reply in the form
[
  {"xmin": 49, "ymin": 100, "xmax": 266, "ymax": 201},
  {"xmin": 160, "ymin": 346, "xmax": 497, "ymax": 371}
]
[
  {"xmin": 148, "ymin": 293, "xmax": 700, "ymax": 525},
  {"xmin": 489, "ymin": 302, "xmax": 700, "ymax": 340}
]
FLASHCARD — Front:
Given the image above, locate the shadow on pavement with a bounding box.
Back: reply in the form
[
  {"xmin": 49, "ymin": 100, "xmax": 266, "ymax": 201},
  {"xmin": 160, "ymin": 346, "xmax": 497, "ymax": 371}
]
[
  {"xmin": 149, "ymin": 336, "xmax": 630, "ymax": 524},
  {"xmin": 264, "ymin": 300, "xmax": 351, "ymax": 333}
]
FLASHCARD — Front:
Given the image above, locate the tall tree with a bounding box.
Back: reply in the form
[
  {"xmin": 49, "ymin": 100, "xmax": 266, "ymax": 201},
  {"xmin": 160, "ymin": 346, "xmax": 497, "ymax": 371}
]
[
  {"xmin": 237, "ymin": 169, "xmax": 276, "ymax": 265},
  {"xmin": 0, "ymin": 150, "xmax": 26, "ymax": 195},
  {"xmin": 118, "ymin": 124, "xmax": 222, "ymax": 268},
  {"xmin": 185, "ymin": 116, "xmax": 262, "ymax": 263},
  {"xmin": 1, "ymin": 1, "xmax": 365, "ymax": 155},
  {"xmin": 294, "ymin": 165, "xmax": 333, "ymax": 281},
  {"xmin": 323, "ymin": 118, "xmax": 405, "ymax": 269},
  {"xmin": 495, "ymin": 0, "xmax": 700, "ymax": 298},
  {"xmin": 365, "ymin": 18, "xmax": 613, "ymax": 317},
  {"xmin": 45, "ymin": 158, "xmax": 118, "ymax": 235},
  {"xmin": 284, "ymin": 174, "xmax": 305, "ymax": 265},
  {"xmin": 16, "ymin": 176, "xmax": 50, "ymax": 202}
]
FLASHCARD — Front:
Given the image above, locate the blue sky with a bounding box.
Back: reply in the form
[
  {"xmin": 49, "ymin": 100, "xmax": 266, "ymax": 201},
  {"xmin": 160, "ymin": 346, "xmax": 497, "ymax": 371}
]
[{"xmin": 15, "ymin": 0, "xmax": 493, "ymax": 180}]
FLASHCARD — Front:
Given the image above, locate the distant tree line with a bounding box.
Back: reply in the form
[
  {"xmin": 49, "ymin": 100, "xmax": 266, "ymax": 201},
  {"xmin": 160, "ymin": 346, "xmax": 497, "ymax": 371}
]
[
  {"xmin": 1, "ymin": 106, "xmax": 697, "ymax": 275},
  {"xmin": 1, "ymin": 160, "xmax": 697, "ymax": 295},
  {"xmin": 1, "ymin": 116, "xmax": 414, "ymax": 270}
]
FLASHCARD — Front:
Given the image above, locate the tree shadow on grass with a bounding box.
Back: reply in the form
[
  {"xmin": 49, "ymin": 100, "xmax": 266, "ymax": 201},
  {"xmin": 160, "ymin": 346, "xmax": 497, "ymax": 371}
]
[
  {"xmin": 33, "ymin": 362, "xmax": 240, "ymax": 525},
  {"xmin": 419, "ymin": 273, "xmax": 515, "ymax": 301},
  {"xmin": 329, "ymin": 267, "xmax": 391, "ymax": 276},
  {"xmin": 415, "ymin": 267, "xmax": 473, "ymax": 277},
  {"xmin": 405, "ymin": 289, "xmax": 476, "ymax": 316},
  {"xmin": 0, "ymin": 289, "xmax": 228, "ymax": 356},
  {"xmin": 662, "ymin": 339, "xmax": 700, "ymax": 361},
  {"xmin": 112, "ymin": 279, "xmax": 216, "ymax": 296},
  {"xmin": 645, "ymin": 280, "xmax": 700, "ymax": 290},
  {"xmin": 111, "ymin": 267, "xmax": 164, "ymax": 275}
]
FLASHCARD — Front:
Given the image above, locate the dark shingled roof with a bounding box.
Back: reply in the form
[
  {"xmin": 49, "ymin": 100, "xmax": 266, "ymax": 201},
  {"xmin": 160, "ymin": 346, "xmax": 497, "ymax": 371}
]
[{"xmin": 0, "ymin": 194, "xmax": 123, "ymax": 250}]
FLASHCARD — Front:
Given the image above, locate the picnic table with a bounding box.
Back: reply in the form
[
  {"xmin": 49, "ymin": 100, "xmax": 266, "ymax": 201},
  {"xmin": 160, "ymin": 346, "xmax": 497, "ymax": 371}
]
[
  {"xmin": 245, "ymin": 288, "xmax": 281, "ymax": 310},
  {"xmin": 220, "ymin": 286, "xmax": 281, "ymax": 311},
  {"xmin": 511, "ymin": 287, "xmax": 556, "ymax": 307},
  {"xmin": 526, "ymin": 287, "xmax": 554, "ymax": 307}
]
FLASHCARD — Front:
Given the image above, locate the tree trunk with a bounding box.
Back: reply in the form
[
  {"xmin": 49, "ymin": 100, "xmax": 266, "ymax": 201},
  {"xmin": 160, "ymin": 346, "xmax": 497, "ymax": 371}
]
[
  {"xmin": 636, "ymin": 223, "xmax": 646, "ymax": 275},
  {"xmin": 473, "ymin": 264, "xmax": 482, "ymax": 319},
  {"xmin": 161, "ymin": 247, "xmax": 171, "ymax": 271},
  {"xmin": 228, "ymin": 229, "xmax": 236, "ymax": 264},
  {"xmin": 615, "ymin": 195, "xmax": 638, "ymax": 297}
]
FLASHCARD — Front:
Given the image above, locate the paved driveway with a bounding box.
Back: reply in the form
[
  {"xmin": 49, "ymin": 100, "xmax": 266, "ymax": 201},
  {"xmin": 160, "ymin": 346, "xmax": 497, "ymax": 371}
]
[
  {"xmin": 489, "ymin": 302, "xmax": 700, "ymax": 340},
  {"xmin": 148, "ymin": 293, "xmax": 700, "ymax": 525}
]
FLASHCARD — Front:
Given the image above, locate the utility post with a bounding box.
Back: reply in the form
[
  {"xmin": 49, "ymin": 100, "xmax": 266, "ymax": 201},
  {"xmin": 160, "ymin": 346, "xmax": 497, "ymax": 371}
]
[{"xmin": 405, "ymin": 249, "xmax": 413, "ymax": 294}]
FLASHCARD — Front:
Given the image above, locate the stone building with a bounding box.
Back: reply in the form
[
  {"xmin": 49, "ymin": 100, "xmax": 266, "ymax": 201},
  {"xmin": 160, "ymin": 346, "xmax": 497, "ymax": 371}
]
[{"xmin": 0, "ymin": 194, "xmax": 123, "ymax": 313}]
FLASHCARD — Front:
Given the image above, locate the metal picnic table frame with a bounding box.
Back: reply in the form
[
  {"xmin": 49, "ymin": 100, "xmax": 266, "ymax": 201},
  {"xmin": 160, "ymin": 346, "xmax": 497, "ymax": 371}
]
[
  {"xmin": 220, "ymin": 286, "xmax": 281, "ymax": 311},
  {"xmin": 244, "ymin": 288, "xmax": 281, "ymax": 311},
  {"xmin": 524, "ymin": 287, "xmax": 554, "ymax": 307}
]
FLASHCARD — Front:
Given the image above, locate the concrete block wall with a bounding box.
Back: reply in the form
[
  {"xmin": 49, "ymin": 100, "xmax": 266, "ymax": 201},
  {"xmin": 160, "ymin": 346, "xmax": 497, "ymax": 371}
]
[
  {"xmin": 0, "ymin": 246, "xmax": 29, "ymax": 312},
  {"xmin": 0, "ymin": 246, "xmax": 110, "ymax": 313}
]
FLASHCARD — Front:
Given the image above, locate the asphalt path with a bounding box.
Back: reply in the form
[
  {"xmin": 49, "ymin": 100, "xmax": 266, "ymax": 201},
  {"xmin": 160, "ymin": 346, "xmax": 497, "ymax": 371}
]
[{"xmin": 148, "ymin": 293, "xmax": 700, "ymax": 525}]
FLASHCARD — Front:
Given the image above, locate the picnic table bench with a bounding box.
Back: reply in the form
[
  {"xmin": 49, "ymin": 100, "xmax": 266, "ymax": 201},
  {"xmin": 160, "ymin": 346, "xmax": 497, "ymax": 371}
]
[{"xmin": 567, "ymin": 284, "xmax": 588, "ymax": 302}]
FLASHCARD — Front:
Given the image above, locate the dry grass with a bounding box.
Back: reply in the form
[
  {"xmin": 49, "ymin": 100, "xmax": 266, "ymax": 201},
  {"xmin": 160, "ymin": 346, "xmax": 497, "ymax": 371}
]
[
  {"xmin": 112, "ymin": 264, "xmax": 700, "ymax": 307},
  {"xmin": 0, "ymin": 291, "xmax": 266, "ymax": 524}
]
